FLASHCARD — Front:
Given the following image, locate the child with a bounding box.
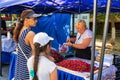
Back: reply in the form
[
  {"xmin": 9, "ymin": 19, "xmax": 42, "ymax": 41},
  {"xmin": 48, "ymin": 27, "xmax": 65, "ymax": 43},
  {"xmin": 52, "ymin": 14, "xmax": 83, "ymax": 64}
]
[{"xmin": 27, "ymin": 32, "xmax": 58, "ymax": 80}]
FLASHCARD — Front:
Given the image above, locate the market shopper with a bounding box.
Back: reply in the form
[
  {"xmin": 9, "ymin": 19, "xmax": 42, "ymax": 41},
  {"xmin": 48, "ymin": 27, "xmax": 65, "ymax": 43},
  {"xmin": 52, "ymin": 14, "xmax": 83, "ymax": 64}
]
[
  {"xmin": 13, "ymin": 9, "xmax": 40, "ymax": 79},
  {"xmin": 27, "ymin": 32, "xmax": 58, "ymax": 80},
  {"xmin": 66, "ymin": 20, "xmax": 92, "ymax": 60},
  {"xmin": 1, "ymin": 19, "xmax": 7, "ymax": 36}
]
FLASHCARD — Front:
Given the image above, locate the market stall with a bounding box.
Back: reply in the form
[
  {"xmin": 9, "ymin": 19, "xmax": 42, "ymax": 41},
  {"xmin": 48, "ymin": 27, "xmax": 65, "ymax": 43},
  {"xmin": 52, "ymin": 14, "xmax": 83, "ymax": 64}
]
[
  {"xmin": 1, "ymin": 0, "xmax": 120, "ymax": 79},
  {"xmin": 57, "ymin": 56, "xmax": 117, "ymax": 80},
  {"xmin": 57, "ymin": 65, "xmax": 116, "ymax": 80},
  {"xmin": 8, "ymin": 50, "xmax": 117, "ymax": 80}
]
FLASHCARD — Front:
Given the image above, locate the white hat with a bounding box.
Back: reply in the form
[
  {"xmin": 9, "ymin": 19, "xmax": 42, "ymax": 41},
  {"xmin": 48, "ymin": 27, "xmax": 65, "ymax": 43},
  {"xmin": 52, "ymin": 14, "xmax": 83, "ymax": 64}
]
[{"xmin": 33, "ymin": 32, "xmax": 54, "ymax": 47}]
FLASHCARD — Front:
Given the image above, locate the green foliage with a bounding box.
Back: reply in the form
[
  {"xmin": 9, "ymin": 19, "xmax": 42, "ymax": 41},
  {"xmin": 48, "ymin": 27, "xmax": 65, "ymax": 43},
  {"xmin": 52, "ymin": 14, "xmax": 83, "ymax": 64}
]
[{"xmin": 90, "ymin": 13, "xmax": 120, "ymax": 22}]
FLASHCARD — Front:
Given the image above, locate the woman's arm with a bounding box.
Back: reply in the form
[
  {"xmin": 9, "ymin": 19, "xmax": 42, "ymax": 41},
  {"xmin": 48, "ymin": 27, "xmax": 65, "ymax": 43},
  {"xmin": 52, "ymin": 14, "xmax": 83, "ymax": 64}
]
[
  {"xmin": 25, "ymin": 31, "xmax": 35, "ymax": 55},
  {"xmin": 66, "ymin": 38, "xmax": 92, "ymax": 49},
  {"xmin": 50, "ymin": 67, "xmax": 58, "ymax": 80},
  {"xmin": 72, "ymin": 38, "xmax": 91, "ymax": 49}
]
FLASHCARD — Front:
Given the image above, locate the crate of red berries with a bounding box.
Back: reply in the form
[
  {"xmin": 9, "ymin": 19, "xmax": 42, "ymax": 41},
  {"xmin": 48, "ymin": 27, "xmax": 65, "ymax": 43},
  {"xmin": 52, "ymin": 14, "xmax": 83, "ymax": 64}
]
[
  {"xmin": 56, "ymin": 55, "xmax": 117, "ymax": 80},
  {"xmin": 57, "ymin": 59, "xmax": 98, "ymax": 72}
]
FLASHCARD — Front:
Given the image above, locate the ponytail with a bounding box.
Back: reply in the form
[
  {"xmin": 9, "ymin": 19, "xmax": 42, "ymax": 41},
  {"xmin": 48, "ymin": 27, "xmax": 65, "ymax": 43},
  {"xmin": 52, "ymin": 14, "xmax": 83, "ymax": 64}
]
[
  {"xmin": 13, "ymin": 18, "xmax": 24, "ymax": 43},
  {"xmin": 33, "ymin": 43, "xmax": 40, "ymax": 80},
  {"xmin": 33, "ymin": 42, "xmax": 51, "ymax": 80}
]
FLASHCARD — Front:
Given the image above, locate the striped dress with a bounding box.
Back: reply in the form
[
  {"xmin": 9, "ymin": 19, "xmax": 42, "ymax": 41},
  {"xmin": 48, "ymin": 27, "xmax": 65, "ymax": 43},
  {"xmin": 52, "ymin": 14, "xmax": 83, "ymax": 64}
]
[{"xmin": 14, "ymin": 28, "xmax": 32, "ymax": 80}]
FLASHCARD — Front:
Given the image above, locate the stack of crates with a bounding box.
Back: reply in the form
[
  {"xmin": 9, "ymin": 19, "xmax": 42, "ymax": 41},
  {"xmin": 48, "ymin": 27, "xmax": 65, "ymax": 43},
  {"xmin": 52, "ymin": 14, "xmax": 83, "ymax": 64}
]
[{"xmin": 113, "ymin": 54, "xmax": 120, "ymax": 80}]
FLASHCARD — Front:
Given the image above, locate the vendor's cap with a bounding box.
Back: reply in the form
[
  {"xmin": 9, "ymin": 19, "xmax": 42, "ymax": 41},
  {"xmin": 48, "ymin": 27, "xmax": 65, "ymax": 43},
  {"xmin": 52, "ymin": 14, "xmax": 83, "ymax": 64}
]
[
  {"xmin": 33, "ymin": 32, "xmax": 54, "ymax": 47},
  {"xmin": 21, "ymin": 9, "xmax": 41, "ymax": 20}
]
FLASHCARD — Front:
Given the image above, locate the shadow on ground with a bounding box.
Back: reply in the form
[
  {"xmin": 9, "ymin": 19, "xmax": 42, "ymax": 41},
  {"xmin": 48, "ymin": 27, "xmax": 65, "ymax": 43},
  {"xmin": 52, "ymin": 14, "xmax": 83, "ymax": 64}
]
[{"xmin": 0, "ymin": 64, "xmax": 9, "ymax": 80}]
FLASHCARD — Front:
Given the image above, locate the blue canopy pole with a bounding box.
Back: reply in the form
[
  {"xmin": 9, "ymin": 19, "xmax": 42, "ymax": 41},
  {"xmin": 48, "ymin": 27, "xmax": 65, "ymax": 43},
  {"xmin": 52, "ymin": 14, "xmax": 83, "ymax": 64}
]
[
  {"xmin": 0, "ymin": 11, "xmax": 2, "ymax": 76},
  {"xmin": 72, "ymin": 14, "xmax": 75, "ymax": 36},
  {"xmin": 97, "ymin": 0, "xmax": 111, "ymax": 80},
  {"xmin": 90, "ymin": 0, "xmax": 97, "ymax": 79}
]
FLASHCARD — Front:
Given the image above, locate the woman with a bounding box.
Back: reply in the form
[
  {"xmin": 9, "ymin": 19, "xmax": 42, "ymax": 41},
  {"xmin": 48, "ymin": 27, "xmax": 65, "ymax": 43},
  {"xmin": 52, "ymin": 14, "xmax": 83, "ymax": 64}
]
[
  {"xmin": 13, "ymin": 9, "xmax": 40, "ymax": 79},
  {"xmin": 27, "ymin": 32, "xmax": 58, "ymax": 80},
  {"xmin": 66, "ymin": 20, "xmax": 92, "ymax": 60}
]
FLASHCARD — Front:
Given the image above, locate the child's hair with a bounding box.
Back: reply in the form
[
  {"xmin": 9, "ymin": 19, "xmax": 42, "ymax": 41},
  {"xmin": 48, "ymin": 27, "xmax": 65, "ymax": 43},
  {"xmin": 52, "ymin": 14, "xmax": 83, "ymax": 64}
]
[{"xmin": 33, "ymin": 41, "xmax": 51, "ymax": 80}]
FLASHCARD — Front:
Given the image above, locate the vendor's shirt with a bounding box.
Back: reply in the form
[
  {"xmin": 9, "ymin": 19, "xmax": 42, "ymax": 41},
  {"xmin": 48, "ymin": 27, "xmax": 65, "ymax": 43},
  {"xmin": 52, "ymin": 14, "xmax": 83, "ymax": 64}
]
[
  {"xmin": 27, "ymin": 56, "xmax": 56, "ymax": 80},
  {"xmin": 75, "ymin": 29, "xmax": 92, "ymax": 47}
]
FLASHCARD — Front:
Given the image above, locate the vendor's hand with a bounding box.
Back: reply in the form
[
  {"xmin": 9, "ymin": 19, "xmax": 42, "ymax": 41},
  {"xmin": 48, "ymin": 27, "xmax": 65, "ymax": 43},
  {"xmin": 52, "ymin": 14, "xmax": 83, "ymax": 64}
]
[
  {"xmin": 66, "ymin": 38, "xmax": 76, "ymax": 43},
  {"xmin": 59, "ymin": 45, "xmax": 68, "ymax": 53},
  {"xmin": 66, "ymin": 42, "xmax": 73, "ymax": 47},
  {"xmin": 66, "ymin": 38, "xmax": 71, "ymax": 43}
]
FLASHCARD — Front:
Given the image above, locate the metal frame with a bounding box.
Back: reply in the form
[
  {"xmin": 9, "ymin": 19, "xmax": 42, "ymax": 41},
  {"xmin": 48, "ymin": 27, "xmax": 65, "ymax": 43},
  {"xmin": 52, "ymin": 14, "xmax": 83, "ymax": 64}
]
[
  {"xmin": 90, "ymin": 0, "xmax": 97, "ymax": 80},
  {"xmin": 0, "ymin": 11, "xmax": 2, "ymax": 76},
  {"xmin": 98, "ymin": 0, "xmax": 111, "ymax": 80}
]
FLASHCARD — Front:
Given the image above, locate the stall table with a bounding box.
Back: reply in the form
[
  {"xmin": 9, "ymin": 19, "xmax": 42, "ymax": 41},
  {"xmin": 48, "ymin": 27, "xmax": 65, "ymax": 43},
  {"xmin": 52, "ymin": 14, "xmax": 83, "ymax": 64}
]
[
  {"xmin": 57, "ymin": 65, "xmax": 117, "ymax": 80},
  {"xmin": 57, "ymin": 56, "xmax": 117, "ymax": 80},
  {"xmin": 2, "ymin": 36, "xmax": 17, "ymax": 64},
  {"xmin": 8, "ymin": 53, "xmax": 117, "ymax": 80}
]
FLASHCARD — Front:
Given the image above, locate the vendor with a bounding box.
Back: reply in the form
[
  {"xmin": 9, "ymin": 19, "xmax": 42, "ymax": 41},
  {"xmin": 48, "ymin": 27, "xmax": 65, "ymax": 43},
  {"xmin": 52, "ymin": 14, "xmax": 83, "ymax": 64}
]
[{"xmin": 66, "ymin": 20, "xmax": 92, "ymax": 60}]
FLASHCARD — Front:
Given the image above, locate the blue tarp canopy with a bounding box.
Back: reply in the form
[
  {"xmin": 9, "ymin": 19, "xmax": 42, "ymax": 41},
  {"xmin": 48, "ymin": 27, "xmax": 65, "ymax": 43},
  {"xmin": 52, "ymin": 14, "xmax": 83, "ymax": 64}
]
[
  {"xmin": 32, "ymin": 13, "xmax": 71, "ymax": 50},
  {"xmin": 0, "ymin": 0, "xmax": 120, "ymax": 14},
  {"xmin": 0, "ymin": 0, "xmax": 34, "ymax": 9}
]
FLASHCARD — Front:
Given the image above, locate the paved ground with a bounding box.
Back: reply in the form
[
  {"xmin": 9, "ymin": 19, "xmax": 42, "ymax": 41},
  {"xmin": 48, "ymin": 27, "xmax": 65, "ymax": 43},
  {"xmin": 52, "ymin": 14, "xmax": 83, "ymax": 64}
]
[{"xmin": 0, "ymin": 64, "xmax": 9, "ymax": 80}]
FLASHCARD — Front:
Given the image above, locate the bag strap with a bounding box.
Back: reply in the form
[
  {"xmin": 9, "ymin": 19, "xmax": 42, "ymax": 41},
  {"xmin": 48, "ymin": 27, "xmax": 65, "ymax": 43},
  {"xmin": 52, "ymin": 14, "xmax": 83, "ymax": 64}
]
[{"xmin": 18, "ymin": 43, "xmax": 28, "ymax": 60}]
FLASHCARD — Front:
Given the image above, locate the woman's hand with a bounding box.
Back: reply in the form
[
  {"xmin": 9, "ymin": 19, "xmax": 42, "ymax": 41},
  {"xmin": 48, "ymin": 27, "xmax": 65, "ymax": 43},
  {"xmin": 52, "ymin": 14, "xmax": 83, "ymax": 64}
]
[
  {"xmin": 65, "ymin": 42, "xmax": 73, "ymax": 47},
  {"xmin": 66, "ymin": 37, "xmax": 76, "ymax": 43},
  {"xmin": 66, "ymin": 38, "xmax": 71, "ymax": 43}
]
